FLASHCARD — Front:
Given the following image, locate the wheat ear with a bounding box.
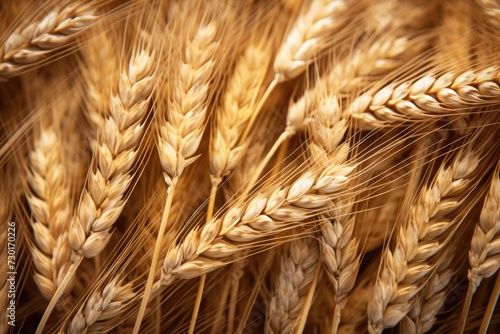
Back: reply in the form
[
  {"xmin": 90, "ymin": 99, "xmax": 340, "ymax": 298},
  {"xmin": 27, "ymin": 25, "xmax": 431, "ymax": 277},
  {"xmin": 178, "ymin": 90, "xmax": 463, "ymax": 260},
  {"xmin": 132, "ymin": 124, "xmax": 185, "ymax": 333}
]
[
  {"xmin": 320, "ymin": 201, "xmax": 360, "ymax": 333},
  {"xmin": 348, "ymin": 67, "xmax": 500, "ymax": 129},
  {"xmin": 305, "ymin": 84, "xmax": 359, "ymax": 332},
  {"xmin": 459, "ymin": 159, "xmax": 500, "ymax": 332},
  {"xmin": 158, "ymin": 156, "xmax": 354, "ymax": 287},
  {"xmin": 37, "ymin": 33, "xmax": 155, "ymax": 334},
  {"xmin": 274, "ymin": 0, "xmax": 360, "ymax": 82},
  {"xmin": 210, "ymin": 40, "xmax": 270, "ymax": 187},
  {"xmin": 367, "ymin": 135, "xmax": 490, "ymax": 334},
  {"xmin": 27, "ymin": 126, "xmax": 73, "ymax": 303},
  {"xmin": 266, "ymin": 238, "xmax": 319, "ymax": 334},
  {"xmin": 0, "ymin": 0, "xmax": 97, "ymax": 79},
  {"xmin": 476, "ymin": 0, "xmax": 500, "ymax": 32},
  {"xmin": 401, "ymin": 253, "xmax": 456, "ymax": 333},
  {"xmin": 136, "ymin": 22, "xmax": 219, "ymax": 333},
  {"xmin": 238, "ymin": 0, "xmax": 362, "ymax": 143},
  {"xmin": 67, "ymin": 276, "xmax": 136, "ymax": 333}
]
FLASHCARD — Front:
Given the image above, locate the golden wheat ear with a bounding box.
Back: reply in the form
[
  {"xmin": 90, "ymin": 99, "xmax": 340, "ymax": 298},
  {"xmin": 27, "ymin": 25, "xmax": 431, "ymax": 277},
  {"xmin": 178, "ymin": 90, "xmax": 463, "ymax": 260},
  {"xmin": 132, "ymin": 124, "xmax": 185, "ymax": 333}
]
[
  {"xmin": 459, "ymin": 160, "xmax": 500, "ymax": 333},
  {"xmin": 35, "ymin": 11, "xmax": 158, "ymax": 333}
]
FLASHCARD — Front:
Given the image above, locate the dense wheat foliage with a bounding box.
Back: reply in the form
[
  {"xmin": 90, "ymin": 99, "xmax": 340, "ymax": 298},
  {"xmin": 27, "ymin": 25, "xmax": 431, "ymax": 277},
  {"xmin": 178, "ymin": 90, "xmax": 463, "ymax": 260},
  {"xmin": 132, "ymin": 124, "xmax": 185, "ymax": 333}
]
[{"xmin": 1, "ymin": 0, "xmax": 500, "ymax": 333}]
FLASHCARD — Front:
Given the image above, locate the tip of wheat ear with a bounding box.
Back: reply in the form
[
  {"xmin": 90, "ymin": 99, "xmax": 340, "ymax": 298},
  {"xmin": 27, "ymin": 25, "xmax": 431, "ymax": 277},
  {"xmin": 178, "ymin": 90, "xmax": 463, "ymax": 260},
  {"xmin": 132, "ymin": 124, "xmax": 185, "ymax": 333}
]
[{"xmin": 0, "ymin": 1, "xmax": 97, "ymax": 78}]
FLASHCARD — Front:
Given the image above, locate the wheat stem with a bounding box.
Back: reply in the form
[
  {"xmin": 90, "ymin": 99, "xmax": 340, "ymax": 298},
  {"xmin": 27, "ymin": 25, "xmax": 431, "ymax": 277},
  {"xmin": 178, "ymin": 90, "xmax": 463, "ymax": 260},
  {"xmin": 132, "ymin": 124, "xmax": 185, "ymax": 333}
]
[
  {"xmin": 36, "ymin": 255, "xmax": 83, "ymax": 334},
  {"xmin": 479, "ymin": 271, "xmax": 500, "ymax": 334},
  {"xmin": 134, "ymin": 185, "xmax": 175, "ymax": 334},
  {"xmin": 240, "ymin": 77, "xmax": 279, "ymax": 144}
]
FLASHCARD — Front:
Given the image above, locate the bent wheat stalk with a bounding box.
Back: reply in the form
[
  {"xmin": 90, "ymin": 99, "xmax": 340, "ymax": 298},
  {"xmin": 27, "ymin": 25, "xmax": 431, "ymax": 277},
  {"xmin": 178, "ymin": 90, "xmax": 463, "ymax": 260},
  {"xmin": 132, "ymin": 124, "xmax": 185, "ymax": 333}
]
[
  {"xmin": 37, "ymin": 34, "xmax": 155, "ymax": 334},
  {"xmin": 459, "ymin": 159, "xmax": 500, "ymax": 333},
  {"xmin": 0, "ymin": 0, "xmax": 98, "ymax": 79}
]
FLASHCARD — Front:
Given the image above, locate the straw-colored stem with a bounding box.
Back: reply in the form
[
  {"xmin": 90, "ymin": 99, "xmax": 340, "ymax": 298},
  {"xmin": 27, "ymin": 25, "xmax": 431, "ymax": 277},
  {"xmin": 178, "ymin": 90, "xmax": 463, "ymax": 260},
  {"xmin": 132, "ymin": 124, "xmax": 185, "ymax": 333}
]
[
  {"xmin": 332, "ymin": 303, "xmax": 341, "ymax": 334},
  {"xmin": 458, "ymin": 282, "xmax": 475, "ymax": 333},
  {"xmin": 189, "ymin": 275, "xmax": 206, "ymax": 334},
  {"xmin": 227, "ymin": 271, "xmax": 240, "ymax": 334},
  {"xmin": 296, "ymin": 264, "xmax": 320, "ymax": 333},
  {"xmin": 134, "ymin": 185, "xmax": 176, "ymax": 334},
  {"xmin": 479, "ymin": 272, "xmax": 500, "ymax": 334},
  {"xmin": 190, "ymin": 183, "xmax": 219, "ymax": 333},
  {"xmin": 240, "ymin": 77, "xmax": 278, "ymax": 143},
  {"xmin": 36, "ymin": 255, "xmax": 83, "ymax": 334},
  {"xmin": 244, "ymin": 128, "xmax": 295, "ymax": 194}
]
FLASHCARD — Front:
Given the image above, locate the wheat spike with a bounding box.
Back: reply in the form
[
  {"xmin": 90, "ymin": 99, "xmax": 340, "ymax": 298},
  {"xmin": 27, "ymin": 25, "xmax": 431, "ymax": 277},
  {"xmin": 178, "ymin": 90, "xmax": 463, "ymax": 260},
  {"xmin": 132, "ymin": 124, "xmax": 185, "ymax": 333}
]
[
  {"xmin": 367, "ymin": 133, "xmax": 492, "ymax": 334},
  {"xmin": 459, "ymin": 159, "xmax": 500, "ymax": 332},
  {"xmin": 158, "ymin": 156, "xmax": 354, "ymax": 286},
  {"xmin": 468, "ymin": 160, "xmax": 500, "ymax": 290},
  {"xmin": 348, "ymin": 67, "xmax": 500, "ymax": 129},
  {"xmin": 67, "ymin": 277, "xmax": 136, "ymax": 333},
  {"xmin": 27, "ymin": 126, "xmax": 73, "ymax": 302},
  {"xmin": 37, "ymin": 30, "xmax": 155, "ymax": 334},
  {"xmin": 0, "ymin": 0, "xmax": 97, "ymax": 79},
  {"xmin": 69, "ymin": 40, "xmax": 154, "ymax": 260},
  {"xmin": 266, "ymin": 238, "xmax": 319, "ymax": 334},
  {"xmin": 158, "ymin": 22, "xmax": 218, "ymax": 187},
  {"xmin": 274, "ymin": 0, "xmax": 360, "ymax": 82},
  {"xmin": 210, "ymin": 40, "xmax": 270, "ymax": 186},
  {"xmin": 401, "ymin": 254, "xmax": 456, "ymax": 334}
]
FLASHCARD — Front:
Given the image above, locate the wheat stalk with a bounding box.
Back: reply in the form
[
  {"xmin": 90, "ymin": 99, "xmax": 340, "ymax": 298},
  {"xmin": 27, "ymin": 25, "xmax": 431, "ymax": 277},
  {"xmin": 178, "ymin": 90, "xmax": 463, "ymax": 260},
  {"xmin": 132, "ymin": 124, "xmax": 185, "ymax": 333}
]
[
  {"xmin": 0, "ymin": 0, "xmax": 97, "ymax": 79},
  {"xmin": 348, "ymin": 67, "xmax": 500, "ymax": 129},
  {"xmin": 67, "ymin": 276, "xmax": 135, "ymax": 333},
  {"xmin": 37, "ymin": 31, "xmax": 155, "ymax": 334},
  {"xmin": 367, "ymin": 134, "xmax": 491, "ymax": 334},
  {"xmin": 266, "ymin": 238, "xmax": 319, "ymax": 334},
  {"xmin": 27, "ymin": 126, "xmax": 73, "ymax": 302}
]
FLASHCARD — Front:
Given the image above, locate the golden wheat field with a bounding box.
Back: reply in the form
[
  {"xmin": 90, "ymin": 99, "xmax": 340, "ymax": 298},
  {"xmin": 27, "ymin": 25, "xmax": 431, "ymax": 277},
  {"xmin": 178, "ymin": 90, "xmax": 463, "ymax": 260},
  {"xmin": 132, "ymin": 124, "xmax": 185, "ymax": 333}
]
[{"xmin": 1, "ymin": 0, "xmax": 500, "ymax": 333}]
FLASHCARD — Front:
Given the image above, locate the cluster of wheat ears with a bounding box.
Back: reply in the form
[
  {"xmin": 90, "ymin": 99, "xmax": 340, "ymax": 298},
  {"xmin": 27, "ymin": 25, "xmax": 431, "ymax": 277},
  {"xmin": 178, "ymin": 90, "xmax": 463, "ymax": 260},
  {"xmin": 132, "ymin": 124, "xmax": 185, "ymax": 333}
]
[{"xmin": 1, "ymin": 0, "xmax": 500, "ymax": 333}]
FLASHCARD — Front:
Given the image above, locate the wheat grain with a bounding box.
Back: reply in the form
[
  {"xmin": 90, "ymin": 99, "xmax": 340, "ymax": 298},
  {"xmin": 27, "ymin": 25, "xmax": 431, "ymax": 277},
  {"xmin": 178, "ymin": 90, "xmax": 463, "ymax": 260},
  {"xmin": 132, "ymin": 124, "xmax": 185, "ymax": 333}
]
[
  {"xmin": 367, "ymin": 134, "xmax": 492, "ymax": 334},
  {"xmin": 0, "ymin": 0, "xmax": 98, "ymax": 79},
  {"xmin": 266, "ymin": 238, "xmax": 319, "ymax": 334}
]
